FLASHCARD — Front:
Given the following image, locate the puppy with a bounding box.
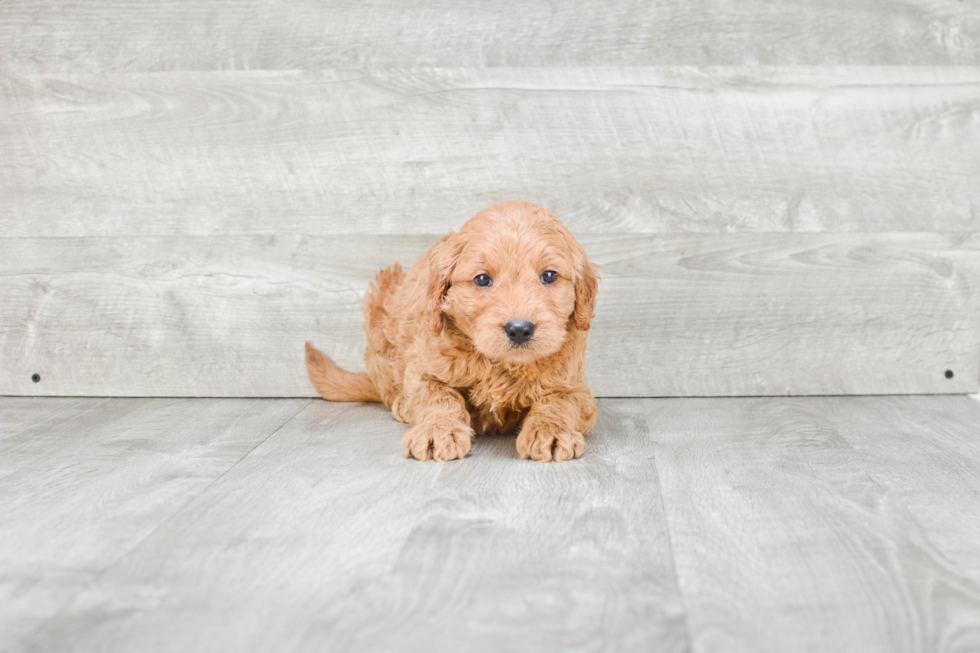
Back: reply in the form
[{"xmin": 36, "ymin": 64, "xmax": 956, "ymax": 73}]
[{"xmin": 305, "ymin": 201, "xmax": 599, "ymax": 462}]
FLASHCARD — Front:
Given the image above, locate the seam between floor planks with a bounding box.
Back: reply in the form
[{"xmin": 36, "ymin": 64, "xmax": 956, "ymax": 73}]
[
  {"xmin": 0, "ymin": 397, "xmax": 312, "ymax": 650},
  {"xmin": 650, "ymin": 442, "xmax": 698, "ymax": 653},
  {"xmin": 28, "ymin": 398, "xmax": 313, "ymax": 642},
  {"xmin": 21, "ymin": 399, "xmax": 313, "ymax": 640}
]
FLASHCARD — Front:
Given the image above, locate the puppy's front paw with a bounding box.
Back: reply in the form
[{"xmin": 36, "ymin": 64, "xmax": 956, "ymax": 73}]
[
  {"xmin": 516, "ymin": 421, "xmax": 584, "ymax": 462},
  {"xmin": 402, "ymin": 422, "xmax": 473, "ymax": 462}
]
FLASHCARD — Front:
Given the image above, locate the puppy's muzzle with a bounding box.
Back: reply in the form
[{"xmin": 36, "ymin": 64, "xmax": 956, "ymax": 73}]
[{"xmin": 504, "ymin": 320, "xmax": 535, "ymax": 345}]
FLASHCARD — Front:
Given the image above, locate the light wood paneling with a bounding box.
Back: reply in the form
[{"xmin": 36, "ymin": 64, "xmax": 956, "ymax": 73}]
[
  {"xmin": 650, "ymin": 395, "xmax": 980, "ymax": 653},
  {"xmin": 0, "ymin": 397, "xmax": 309, "ymax": 649},
  {"xmin": 3, "ymin": 68, "xmax": 978, "ymax": 237},
  {"xmin": 16, "ymin": 399, "xmax": 688, "ymax": 653},
  {"xmin": 1, "ymin": 233, "xmax": 976, "ymax": 398},
  {"xmin": 1, "ymin": 0, "xmax": 977, "ymax": 73}
]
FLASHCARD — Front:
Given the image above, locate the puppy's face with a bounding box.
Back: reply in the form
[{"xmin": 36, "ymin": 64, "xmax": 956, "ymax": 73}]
[{"xmin": 435, "ymin": 203, "xmax": 597, "ymax": 365}]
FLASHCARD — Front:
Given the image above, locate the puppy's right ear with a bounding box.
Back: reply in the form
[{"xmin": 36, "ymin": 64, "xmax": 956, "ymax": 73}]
[{"xmin": 421, "ymin": 232, "xmax": 466, "ymax": 334}]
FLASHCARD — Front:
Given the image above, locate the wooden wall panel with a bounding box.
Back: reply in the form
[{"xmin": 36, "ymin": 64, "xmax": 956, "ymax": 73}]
[
  {"xmin": 3, "ymin": 68, "xmax": 978, "ymax": 237},
  {"xmin": 2, "ymin": 2, "xmax": 977, "ymax": 400},
  {"xmin": 1, "ymin": 0, "xmax": 977, "ymax": 73},
  {"xmin": 2, "ymin": 233, "xmax": 976, "ymax": 398}
]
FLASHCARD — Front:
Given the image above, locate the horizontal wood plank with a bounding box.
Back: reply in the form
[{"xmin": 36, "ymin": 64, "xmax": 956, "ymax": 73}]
[
  {"xmin": 3, "ymin": 68, "xmax": 979, "ymax": 236},
  {"xmin": 1, "ymin": 233, "xmax": 976, "ymax": 397},
  {"xmin": 1, "ymin": 0, "xmax": 977, "ymax": 73}
]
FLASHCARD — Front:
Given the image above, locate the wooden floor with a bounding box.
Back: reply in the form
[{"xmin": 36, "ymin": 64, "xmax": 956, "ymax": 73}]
[{"xmin": 3, "ymin": 395, "xmax": 980, "ymax": 652}]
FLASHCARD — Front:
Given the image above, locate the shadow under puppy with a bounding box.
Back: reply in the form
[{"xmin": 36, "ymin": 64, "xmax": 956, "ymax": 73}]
[{"xmin": 306, "ymin": 201, "xmax": 600, "ymax": 462}]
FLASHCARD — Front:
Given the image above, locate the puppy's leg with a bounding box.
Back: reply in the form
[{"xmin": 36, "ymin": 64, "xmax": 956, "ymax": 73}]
[
  {"xmin": 402, "ymin": 380, "xmax": 473, "ymax": 462},
  {"xmin": 517, "ymin": 386, "xmax": 597, "ymax": 462}
]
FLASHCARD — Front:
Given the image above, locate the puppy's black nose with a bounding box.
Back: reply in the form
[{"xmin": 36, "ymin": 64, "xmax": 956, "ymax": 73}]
[{"xmin": 504, "ymin": 320, "xmax": 535, "ymax": 345}]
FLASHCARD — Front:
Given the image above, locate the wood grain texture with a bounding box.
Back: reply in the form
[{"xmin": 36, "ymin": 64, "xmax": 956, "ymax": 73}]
[
  {"xmin": 1, "ymin": 0, "xmax": 977, "ymax": 73},
  {"xmin": 0, "ymin": 397, "xmax": 309, "ymax": 650},
  {"xmin": 3, "ymin": 67, "xmax": 979, "ymax": 236},
  {"xmin": 649, "ymin": 395, "xmax": 980, "ymax": 653},
  {"xmin": 1, "ymin": 233, "xmax": 976, "ymax": 398},
  {"xmin": 822, "ymin": 396, "xmax": 980, "ymax": 594},
  {"xmin": 6, "ymin": 396, "xmax": 980, "ymax": 651},
  {"xmin": 15, "ymin": 399, "xmax": 689, "ymax": 653}
]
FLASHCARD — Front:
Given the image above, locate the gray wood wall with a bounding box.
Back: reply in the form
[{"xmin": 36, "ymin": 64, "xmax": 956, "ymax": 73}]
[{"xmin": 2, "ymin": 1, "xmax": 978, "ymax": 397}]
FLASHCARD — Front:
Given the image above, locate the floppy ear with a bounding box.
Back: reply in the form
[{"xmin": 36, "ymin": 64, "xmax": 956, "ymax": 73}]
[
  {"xmin": 421, "ymin": 232, "xmax": 466, "ymax": 334},
  {"xmin": 572, "ymin": 249, "xmax": 601, "ymax": 331}
]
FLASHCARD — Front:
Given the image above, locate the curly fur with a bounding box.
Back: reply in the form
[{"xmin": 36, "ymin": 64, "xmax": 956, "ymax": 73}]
[{"xmin": 306, "ymin": 201, "xmax": 600, "ymax": 462}]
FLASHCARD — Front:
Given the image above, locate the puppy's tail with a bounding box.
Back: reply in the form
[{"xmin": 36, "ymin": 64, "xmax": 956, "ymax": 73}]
[{"xmin": 305, "ymin": 342, "xmax": 381, "ymax": 403}]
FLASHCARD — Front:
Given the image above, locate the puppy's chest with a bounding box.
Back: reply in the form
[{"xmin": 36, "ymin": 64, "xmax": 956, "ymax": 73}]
[{"xmin": 462, "ymin": 371, "xmax": 542, "ymax": 434}]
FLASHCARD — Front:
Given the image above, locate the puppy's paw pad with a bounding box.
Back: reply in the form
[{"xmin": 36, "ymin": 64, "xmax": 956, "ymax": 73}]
[
  {"xmin": 516, "ymin": 423, "xmax": 584, "ymax": 462},
  {"xmin": 402, "ymin": 423, "xmax": 473, "ymax": 462}
]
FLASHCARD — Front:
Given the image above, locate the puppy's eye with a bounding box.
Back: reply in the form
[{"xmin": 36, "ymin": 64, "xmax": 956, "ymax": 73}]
[
  {"xmin": 540, "ymin": 270, "xmax": 558, "ymax": 285},
  {"xmin": 474, "ymin": 274, "xmax": 492, "ymax": 287}
]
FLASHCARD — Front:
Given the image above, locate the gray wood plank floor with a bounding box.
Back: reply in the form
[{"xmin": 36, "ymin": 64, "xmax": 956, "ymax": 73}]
[
  {"xmin": 0, "ymin": 397, "xmax": 310, "ymax": 649},
  {"xmin": 3, "ymin": 395, "xmax": 979, "ymax": 652}
]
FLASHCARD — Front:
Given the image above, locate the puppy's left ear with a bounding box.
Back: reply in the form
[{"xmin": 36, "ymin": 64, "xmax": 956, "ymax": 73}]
[{"xmin": 573, "ymin": 248, "xmax": 601, "ymax": 331}]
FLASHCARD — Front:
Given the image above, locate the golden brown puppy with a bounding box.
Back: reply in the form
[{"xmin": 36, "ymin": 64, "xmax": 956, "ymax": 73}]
[{"xmin": 305, "ymin": 201, "xmax": 600, "ymax": 462}]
